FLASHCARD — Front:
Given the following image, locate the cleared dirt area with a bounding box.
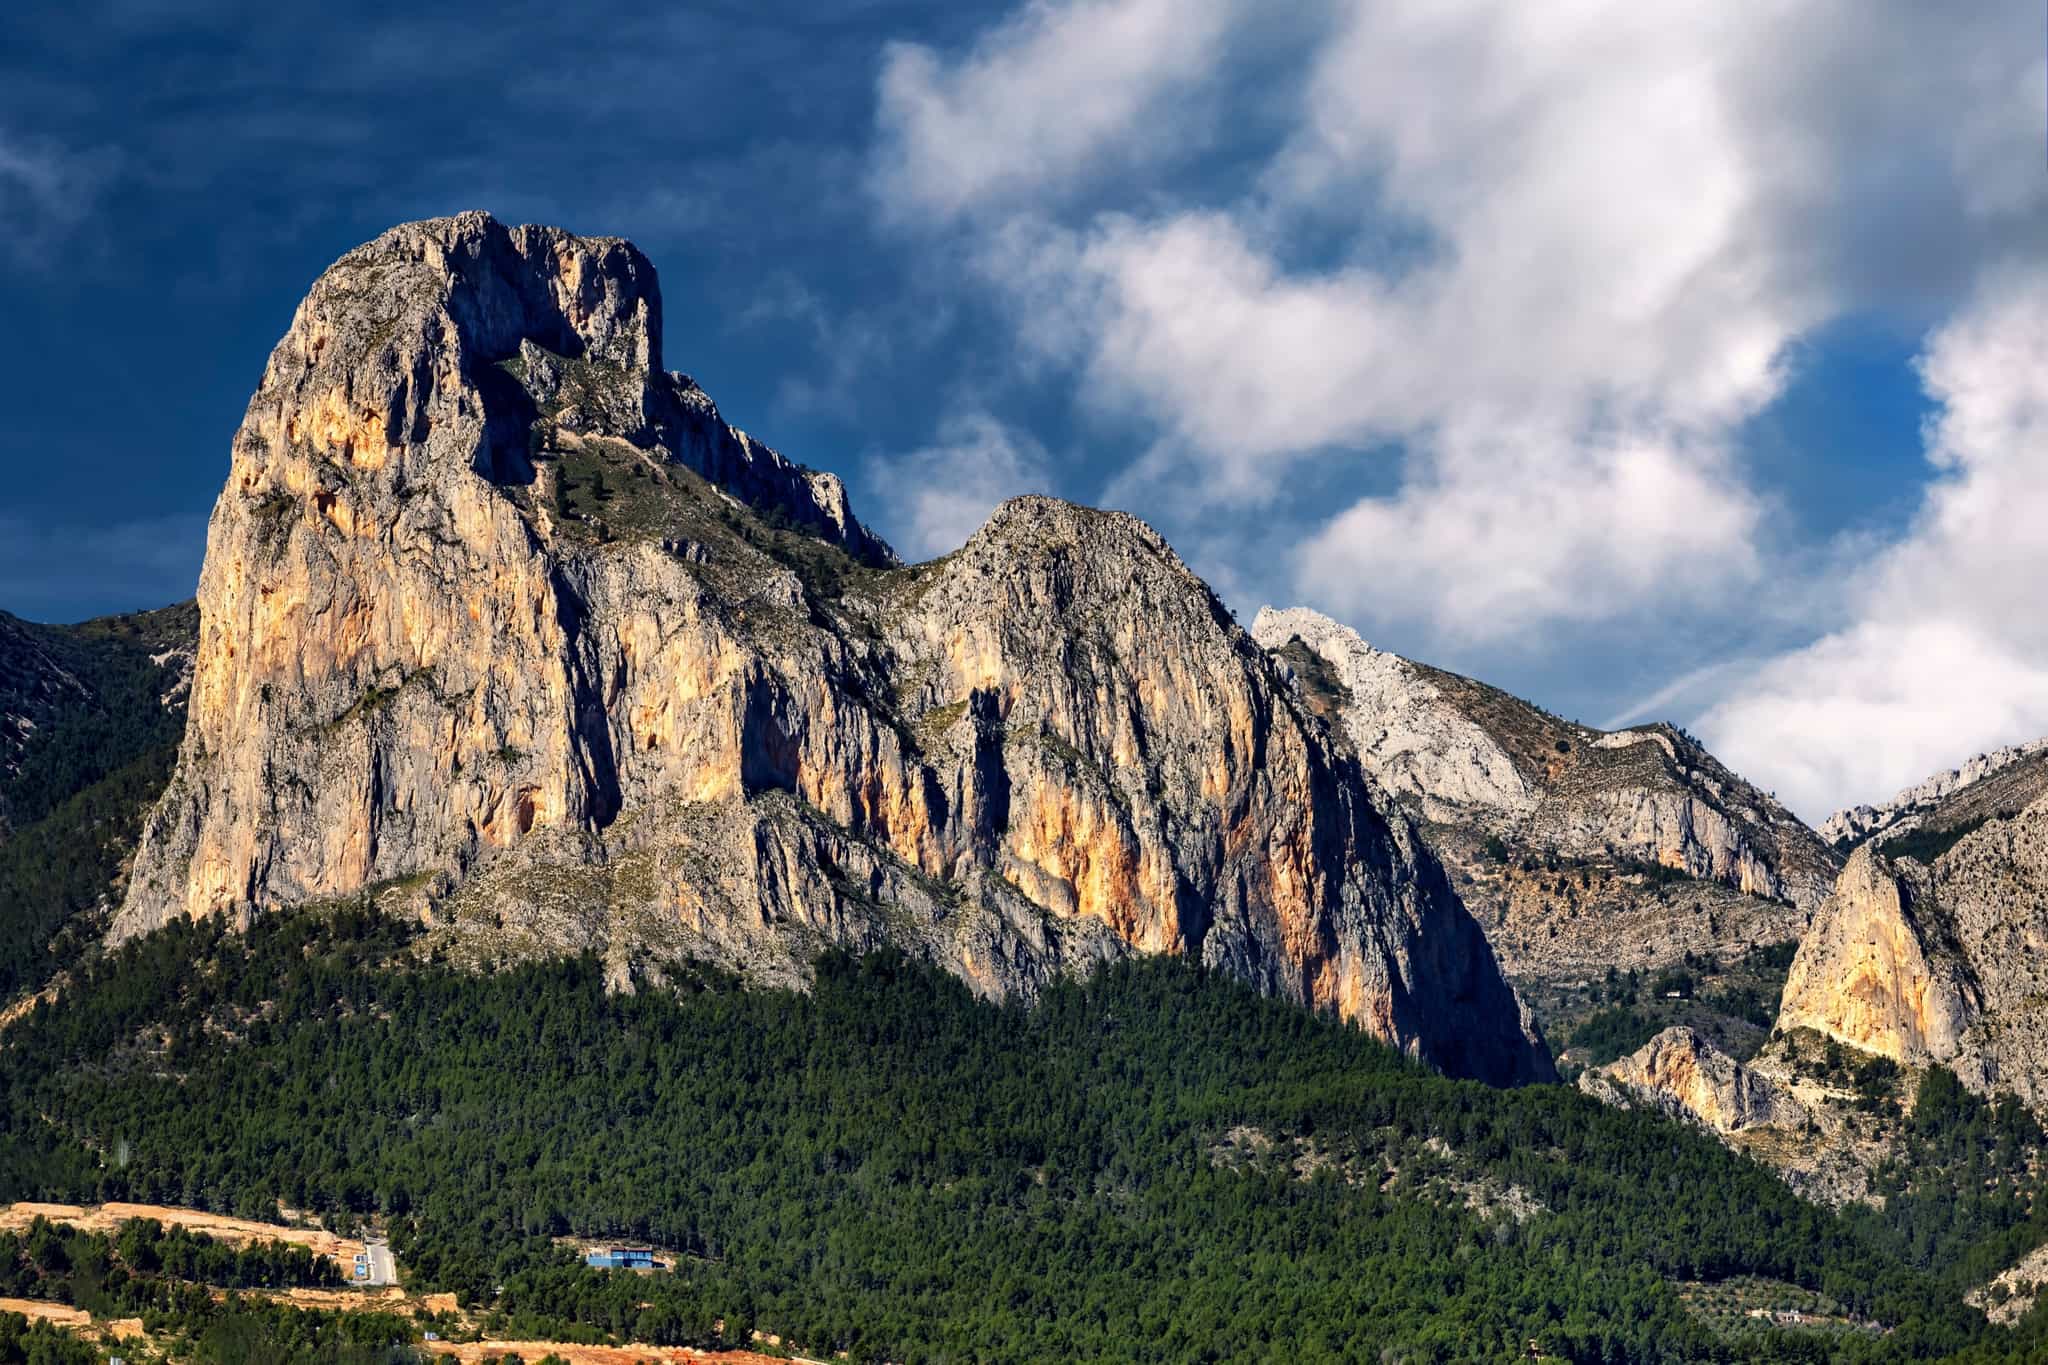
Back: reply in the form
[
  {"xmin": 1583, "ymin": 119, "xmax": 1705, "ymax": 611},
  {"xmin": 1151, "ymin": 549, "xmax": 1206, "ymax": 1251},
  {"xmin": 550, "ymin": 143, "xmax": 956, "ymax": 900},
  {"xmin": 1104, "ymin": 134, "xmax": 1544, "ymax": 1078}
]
[
  {"xmin": 0, "ymin": 1297, "xmax": 144, "ymax": 1342},
  {"xmin": 0, "ymin": 1201, "xmax": 364, "ymax": 1265},
  {"xmin": 0, "ymin": 1296, "xmax": 88, "ymax": 1328},
  {"xmin": 262, "ymin": 1286, "xmax": 459, "ymax": 1315}
]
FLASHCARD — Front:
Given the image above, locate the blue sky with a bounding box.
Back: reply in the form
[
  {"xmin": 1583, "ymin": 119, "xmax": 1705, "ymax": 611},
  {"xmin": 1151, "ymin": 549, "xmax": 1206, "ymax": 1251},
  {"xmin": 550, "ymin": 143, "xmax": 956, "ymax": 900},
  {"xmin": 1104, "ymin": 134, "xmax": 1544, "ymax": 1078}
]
[{"xmin": 2, "ymin": 0, "xmax": 2044, "ymax": 820}]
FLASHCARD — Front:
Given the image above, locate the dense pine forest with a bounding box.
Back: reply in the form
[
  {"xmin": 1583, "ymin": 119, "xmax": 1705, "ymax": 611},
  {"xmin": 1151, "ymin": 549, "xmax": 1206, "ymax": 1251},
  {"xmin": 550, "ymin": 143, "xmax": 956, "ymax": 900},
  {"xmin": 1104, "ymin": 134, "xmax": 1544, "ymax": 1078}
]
[{"xmin": 0, "ymin": 904, "xmax": 2044, "ymax": 1364}]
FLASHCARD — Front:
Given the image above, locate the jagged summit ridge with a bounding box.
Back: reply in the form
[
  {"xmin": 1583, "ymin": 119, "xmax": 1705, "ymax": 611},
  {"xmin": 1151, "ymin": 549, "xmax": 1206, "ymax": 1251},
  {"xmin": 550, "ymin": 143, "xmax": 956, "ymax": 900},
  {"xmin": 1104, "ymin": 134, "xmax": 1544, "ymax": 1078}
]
[
  {"xmin": 113, "ymin": 215, "xmax": 1550, "ymax": 1086},
  {"xmin": 1820, "ymin": 738, "xmax": 2048, "ymax": 849},
  {"xmin": 251, "ymin": 211, "xmax": 890, "ymax": 561},
  {"xmin": 1250, "ymin": 606, "xmax": 1534, "ymax": 822}
]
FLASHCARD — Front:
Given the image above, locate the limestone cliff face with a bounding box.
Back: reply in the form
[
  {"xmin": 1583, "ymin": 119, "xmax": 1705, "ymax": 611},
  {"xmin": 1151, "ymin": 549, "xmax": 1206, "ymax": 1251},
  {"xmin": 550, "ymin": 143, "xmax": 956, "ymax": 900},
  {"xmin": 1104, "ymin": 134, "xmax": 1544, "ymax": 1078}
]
[
  {"xmin": 1250, "ymin": 607, "xmax": 1834, "ymax": 989},
  {"xmin": 1580, "ymin": 1027, "xmax": 1806, "ymax": 1134},
  {"xmin": 1775, "ymin": 845, "xmax": 1979, "ymax": 1067},
  {"xmin": 1777, "ymin": 799, "xmax": 2048, "ymax": 1106},
  {"xmin": 115, "ymin": 212, "xmax": 1550, "ymax": 1086}
]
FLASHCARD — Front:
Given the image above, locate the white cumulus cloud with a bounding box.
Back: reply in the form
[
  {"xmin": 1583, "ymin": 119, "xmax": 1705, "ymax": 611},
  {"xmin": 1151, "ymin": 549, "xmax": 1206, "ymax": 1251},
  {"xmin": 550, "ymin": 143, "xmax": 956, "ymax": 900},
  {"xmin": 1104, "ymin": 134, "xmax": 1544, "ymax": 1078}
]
[
  {"xmin": 869, "ymin": 0, "xmax": 2048, "ymax": 807},
  {"xmin": 1702, "ymin": 269, "xmax": 2048, "ymax": 819},
  {"xmin": 871, "ymin": 0, "xmax": 1244, "ymax": 222}
]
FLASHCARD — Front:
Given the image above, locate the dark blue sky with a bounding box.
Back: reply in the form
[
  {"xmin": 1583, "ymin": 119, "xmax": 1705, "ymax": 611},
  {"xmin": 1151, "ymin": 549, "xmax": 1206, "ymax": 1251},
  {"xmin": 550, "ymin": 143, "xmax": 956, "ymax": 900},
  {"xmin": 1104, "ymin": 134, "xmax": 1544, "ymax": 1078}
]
[
  {"xmin": 2, "ymin": 0, "xmax": 2040, "ymax": 817},
  {"xmin": 1, "ymin": 1, "xmax": 1016, "ymax": 617}
]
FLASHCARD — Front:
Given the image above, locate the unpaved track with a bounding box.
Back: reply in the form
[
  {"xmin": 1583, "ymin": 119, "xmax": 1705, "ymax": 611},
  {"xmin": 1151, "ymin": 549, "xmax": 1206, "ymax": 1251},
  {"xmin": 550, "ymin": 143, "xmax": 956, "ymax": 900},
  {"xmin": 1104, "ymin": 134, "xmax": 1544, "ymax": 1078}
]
[
  {"xmin": 1, "ymin": 1293, "xmax": 808, "ymax": 1363},
  {"xmin": 0, "ymin": 1201, "xmax": 364, "ymax": 1265}
]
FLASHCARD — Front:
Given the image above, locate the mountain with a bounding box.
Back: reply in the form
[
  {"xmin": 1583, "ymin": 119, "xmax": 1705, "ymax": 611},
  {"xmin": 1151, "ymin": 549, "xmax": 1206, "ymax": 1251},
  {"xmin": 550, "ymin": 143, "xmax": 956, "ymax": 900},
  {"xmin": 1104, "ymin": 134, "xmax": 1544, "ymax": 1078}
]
[
  {"xmin": 0, "ymin": 907, "xmax": 1998, "ymax": 1363},
  {"xmin": 10, "ymin": 210, "xmax": 2048, "ymax": 1363},
  {"xmin": 110, "ymin": 211, "xmax": 1547, "ymax": 1084},
  {"xmin": 1778, "ymin": 800, "xmax": 2048, "ymax": 1107},
  {"xmin": 1821, "ymin": 740, "xmax": 2048, "ymax": 853},
  {"xmin": 1249, "ymin": 606, "xmax": 1837, "ymax": 1060}
]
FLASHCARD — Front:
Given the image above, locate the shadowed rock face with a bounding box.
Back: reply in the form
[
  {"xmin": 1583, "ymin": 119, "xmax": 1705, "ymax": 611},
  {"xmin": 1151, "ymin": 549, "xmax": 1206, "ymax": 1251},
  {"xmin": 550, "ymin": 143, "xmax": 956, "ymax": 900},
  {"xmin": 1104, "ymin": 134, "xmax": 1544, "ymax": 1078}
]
[{"xmin": 115, "ymin": 212, "xmax": 1551, "ymax": 1086}]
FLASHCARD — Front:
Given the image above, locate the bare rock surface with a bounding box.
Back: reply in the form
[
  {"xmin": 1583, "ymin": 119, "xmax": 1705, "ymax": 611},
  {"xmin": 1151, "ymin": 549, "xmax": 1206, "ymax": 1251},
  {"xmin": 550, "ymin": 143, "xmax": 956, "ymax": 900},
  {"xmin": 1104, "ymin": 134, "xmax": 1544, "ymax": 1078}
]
[
  {"xmin": 114, "ymin": 213, "xmax": 1550, "ymax": 1086},
  {"xmin": 1969, "ymin": 1242, "xmax": 2048, "ymax": 1325},
  {"xmin": 1581, "ymin": 1025, "xmax": 1908, "ymax": 1206},
  {"xmin": 1579, "ymin": 1025, "xmax": 1807, "ymax": 1133},
  {"xmin": 1777, "ymin": 796, "xmax": 2048, "ymax": 1108}
]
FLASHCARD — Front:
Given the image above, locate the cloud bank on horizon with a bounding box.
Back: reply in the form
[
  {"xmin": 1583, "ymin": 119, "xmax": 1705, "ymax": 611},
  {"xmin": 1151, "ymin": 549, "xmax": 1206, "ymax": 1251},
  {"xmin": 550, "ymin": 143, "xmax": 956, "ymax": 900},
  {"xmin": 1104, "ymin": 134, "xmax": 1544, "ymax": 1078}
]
[{"xmin": 863, "ymin": 0, "xmax": 2048, "ymax": 821}]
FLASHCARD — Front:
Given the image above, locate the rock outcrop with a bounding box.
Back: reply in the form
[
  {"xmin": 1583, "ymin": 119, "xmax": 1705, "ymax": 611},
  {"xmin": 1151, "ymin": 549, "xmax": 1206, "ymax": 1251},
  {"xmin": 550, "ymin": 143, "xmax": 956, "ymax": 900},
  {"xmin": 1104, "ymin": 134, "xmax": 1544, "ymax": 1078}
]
[
  {"xmin": 1580, "ymin": 1026, "xmax": 1806, "ymax": 1133},
  {"xmin": 1776, "ymin": 797, "xmax": 2048, "ymax": 1107},
  {"xmin": 114, "ymin": 212, "xmax": 1551, "ymax": 1086},
  {"xmin": 1579, "ymin": 1025, "xmax": 1904, "ymax": 1206},
  {"xmin": 1251, "ymin": 607, "xmax": 1534, "ymax": 825},
  {"xmin": 1250, "ymin": 607, "xmax": 1835, "ymax": 993}
]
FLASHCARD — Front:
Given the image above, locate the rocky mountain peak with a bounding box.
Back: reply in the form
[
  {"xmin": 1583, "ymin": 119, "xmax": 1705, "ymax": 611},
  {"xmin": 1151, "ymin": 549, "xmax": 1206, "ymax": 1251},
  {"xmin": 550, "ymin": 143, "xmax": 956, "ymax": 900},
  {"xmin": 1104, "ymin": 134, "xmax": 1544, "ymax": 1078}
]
[
  {"xmin": 110, "ymin": 216, "xmax": 1550, "ymax": 1086},
  {"xmin": 1251, "ymin": 605, "xmax": 1535, "ymax": 822}
]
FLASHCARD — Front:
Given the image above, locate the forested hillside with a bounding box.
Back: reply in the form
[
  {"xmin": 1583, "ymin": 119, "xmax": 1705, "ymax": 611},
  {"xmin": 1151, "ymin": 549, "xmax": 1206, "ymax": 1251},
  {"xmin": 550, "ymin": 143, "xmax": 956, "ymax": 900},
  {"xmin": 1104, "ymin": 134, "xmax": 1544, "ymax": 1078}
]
[
  {"xmin": 3, "ymin": 907, "xmax": 2045, "ymax": 1363},
  {"xmin": 0, "ymin": 603, "xmax": 194, "ymax": 833},
  {"xmin": 0, "ymin": 603, "xmax": 195, "ymax": 1002}
]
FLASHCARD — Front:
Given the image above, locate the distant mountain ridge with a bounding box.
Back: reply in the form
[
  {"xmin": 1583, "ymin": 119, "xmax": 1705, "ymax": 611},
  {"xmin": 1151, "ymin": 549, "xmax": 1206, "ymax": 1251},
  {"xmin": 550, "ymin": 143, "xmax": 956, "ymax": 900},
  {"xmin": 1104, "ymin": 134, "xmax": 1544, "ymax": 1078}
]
[
  {"xmin": 1820, "ymin": 738, "xmax": 2048, "ymax": 850},
  {"xmin": 0, "ymin": 603, "xmax": 196, "ymax": 837}
]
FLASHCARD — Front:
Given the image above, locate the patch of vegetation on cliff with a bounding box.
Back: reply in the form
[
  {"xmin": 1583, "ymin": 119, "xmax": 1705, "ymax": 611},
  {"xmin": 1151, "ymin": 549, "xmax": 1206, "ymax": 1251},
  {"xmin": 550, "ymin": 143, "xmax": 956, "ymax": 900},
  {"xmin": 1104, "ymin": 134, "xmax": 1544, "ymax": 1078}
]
[
  {"xmin": 1844, "ymin": 1067, "xmax": 2048, "ymax": 1298},
  {"xmin": 1270, "ymin": 636, "xmax": 1354, "ymax": 727},
  {"xmin": 1, "ymin": 909, "xmax": 2028, "ymax": 1363},
  {"xmin": 1885, "ymin": 813, "xmax": 2011, "ymax": 866},
  {"xmin": 1545, "ymin": 942, "xmax": 1804, "ymax": 1068}
]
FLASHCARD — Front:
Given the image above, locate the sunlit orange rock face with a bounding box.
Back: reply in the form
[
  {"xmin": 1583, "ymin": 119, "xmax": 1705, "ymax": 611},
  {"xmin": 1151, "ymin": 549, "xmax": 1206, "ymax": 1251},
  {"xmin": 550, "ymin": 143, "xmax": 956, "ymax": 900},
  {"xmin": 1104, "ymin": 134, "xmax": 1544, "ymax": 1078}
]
[
  {"xmin": 117, "ymin": 212, "xmax": 1550, "ymax": 1086},
  {"xmin": 1774, "ymin": 809, "xmax": 2048, "ymax": 1108}
]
